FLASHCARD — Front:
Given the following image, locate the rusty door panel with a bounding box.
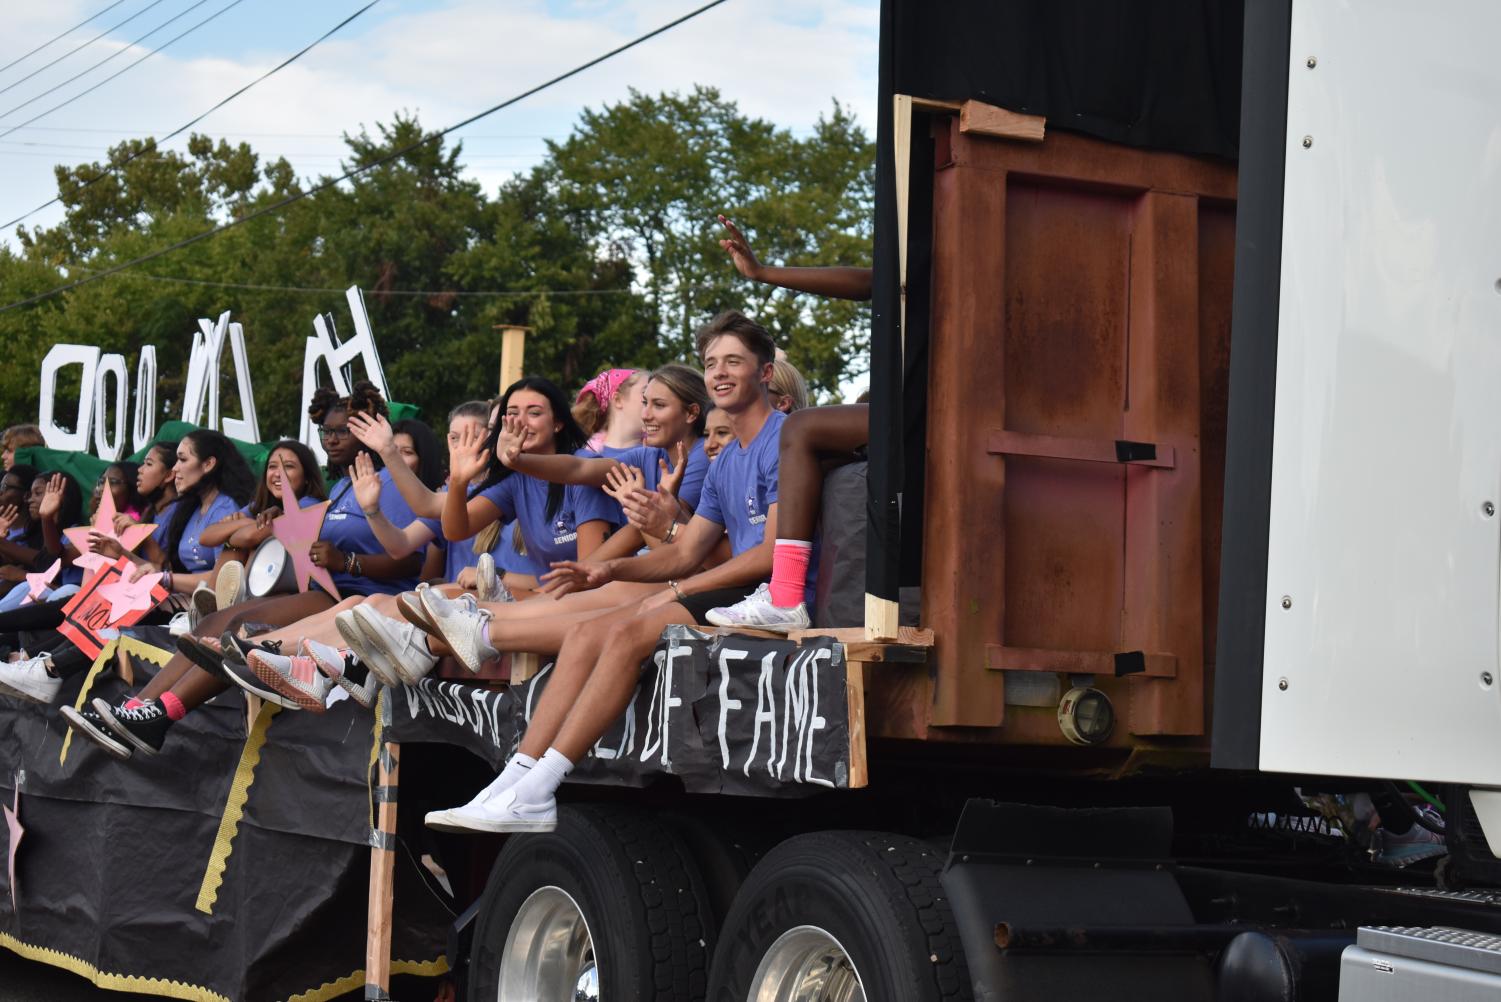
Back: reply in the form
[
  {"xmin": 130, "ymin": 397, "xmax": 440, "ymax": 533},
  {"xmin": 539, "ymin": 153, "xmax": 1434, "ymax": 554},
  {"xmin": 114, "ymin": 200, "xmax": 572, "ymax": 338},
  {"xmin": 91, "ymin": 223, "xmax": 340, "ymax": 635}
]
[{"xmin": 916, "ymin": 119, "xmax": 1236, "ymax": 751}]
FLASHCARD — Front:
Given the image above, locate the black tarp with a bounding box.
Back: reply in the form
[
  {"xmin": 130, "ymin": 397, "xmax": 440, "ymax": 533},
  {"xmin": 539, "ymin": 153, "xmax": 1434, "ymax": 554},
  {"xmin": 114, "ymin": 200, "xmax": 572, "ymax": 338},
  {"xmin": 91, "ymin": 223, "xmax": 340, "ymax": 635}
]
[
  {"xmin": 867, "ymin": 0, "xmax": 1244, "ymax": 602},
  {"xmin": 0, "ymin": 632, "xmax": 451, "ymax": 1001}
]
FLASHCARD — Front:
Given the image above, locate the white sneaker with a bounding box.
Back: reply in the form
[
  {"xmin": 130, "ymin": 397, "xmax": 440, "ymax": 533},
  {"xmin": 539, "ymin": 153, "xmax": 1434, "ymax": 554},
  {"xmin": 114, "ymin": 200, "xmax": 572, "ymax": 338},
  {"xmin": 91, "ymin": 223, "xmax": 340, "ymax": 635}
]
[
  {"xmin": 0, "ymin": 655, "xmax": 62, "ymax": 704},
  {"xmin": 335, "ymin": 610, "xmax": 398, "ymax": 688},
  {"xmin": 303, "ymin": 638, "xmax": 378, "ymax": 708},
  {"xmin": 424, "ymin": 786, "xmax": 556, "ymax": 834},
  {"xmin": 704, "ymin": 583, "xmax": 811, "ymax": 633},
  {"xmin": 215, "ymin": 559, "xmax": 245, "ymax": 610},
  {"xmin": 419, "ymin": 588, "xmax": 494, "ymax": 674},
  {"xmin": 168, "ymin": 611, "xmax": 193, "ymax": 637},
  {"xmin": 423, "ymin": 764, "xmax": 530, "ymax": 832},
  {"xmin": 352, "ymin": 604, "xmax": 437, "ymax": 685},
  {"xmin": 474, "ymin": 553, "xmax": 514, "ymax": 603},
  {"xmin": 189, "ymin": 583, "xmax": 217, "ymax": 628}
]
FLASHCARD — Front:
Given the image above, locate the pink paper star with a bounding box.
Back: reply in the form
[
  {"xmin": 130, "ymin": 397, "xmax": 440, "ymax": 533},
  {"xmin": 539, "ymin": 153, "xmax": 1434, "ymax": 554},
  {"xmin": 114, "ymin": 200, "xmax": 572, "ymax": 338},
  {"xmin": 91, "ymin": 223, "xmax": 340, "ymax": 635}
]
[
  {"xmin": 96, "ymin": 567, "xmax": 165, "ymax": 622},
  {"xmin": 63, "ymin": 488, "xmax": 156, "ymax": 575},
  {"xmin": 4, "ymin": 782, "xmax": 22, "ymax": 914},
  {"xmin": 270, "ymin": 477, "xmax": 338, "ymax": 599},
  {"xmin": 20, "ymin": 558, "xmax": 60, "ymax": 605}
]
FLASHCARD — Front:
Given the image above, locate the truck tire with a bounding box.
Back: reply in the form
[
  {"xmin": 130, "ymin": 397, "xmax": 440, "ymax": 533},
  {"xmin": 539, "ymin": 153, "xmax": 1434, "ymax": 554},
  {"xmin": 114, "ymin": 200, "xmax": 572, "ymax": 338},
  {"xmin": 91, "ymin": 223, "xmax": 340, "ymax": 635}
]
[
  {"xmin": 707, "ymin": 830, "xmax": 973, "ymax": 1002},
  {"xmin": 467, "ymin": 803, "xmax": 714, "ymax": 1001}
]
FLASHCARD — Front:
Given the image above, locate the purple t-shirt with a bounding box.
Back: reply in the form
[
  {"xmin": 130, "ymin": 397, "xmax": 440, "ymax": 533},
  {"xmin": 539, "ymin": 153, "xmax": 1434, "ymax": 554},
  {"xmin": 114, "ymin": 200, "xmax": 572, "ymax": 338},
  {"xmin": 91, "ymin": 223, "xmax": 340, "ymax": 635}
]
[
  {"xmin": 611, "ymin": 440, "xmax": 709, "ymax": 511},
  {"xmin": 476, "ymin": 472, "xmax": 622, "ymax": 576},
  {"xmin": 322, "ymin": 470, "xmax": 420, "ymax": 596},
  {"xmin": 695, "ymin": 410, "xmax": 816, "ymax": 603}
]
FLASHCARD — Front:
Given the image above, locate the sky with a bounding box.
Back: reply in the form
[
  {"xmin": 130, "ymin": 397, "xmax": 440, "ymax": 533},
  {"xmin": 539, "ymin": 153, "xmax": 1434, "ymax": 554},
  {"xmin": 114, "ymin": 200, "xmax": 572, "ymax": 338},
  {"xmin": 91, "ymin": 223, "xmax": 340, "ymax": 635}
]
[{"xmin": 0, "ymin": 0, "xmax": 880, "ymax": 244}]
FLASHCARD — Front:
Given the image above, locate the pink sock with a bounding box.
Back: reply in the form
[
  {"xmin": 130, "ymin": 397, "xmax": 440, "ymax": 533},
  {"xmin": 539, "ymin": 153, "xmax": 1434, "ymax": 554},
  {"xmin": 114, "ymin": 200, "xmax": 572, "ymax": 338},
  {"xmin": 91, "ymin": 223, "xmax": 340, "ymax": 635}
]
[
  {"xmin": 123, "ymin": 697, "xmax": 145, "ymax": 710},
  {"xmin": 768, "ymin": 540, "xmax": 813, "ymax": 607},
  {"xmin": 159, "ymin": 692, "xmax": 186, "ymax": 721}
]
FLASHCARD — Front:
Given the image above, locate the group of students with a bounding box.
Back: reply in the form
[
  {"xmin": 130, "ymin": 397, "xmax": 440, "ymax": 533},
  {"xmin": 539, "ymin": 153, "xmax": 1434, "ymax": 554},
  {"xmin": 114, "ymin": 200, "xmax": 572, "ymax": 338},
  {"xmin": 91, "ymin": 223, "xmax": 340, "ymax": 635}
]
[{"xmin": 0, "ymin": 216, "xmax": 874, "ymax": 836}]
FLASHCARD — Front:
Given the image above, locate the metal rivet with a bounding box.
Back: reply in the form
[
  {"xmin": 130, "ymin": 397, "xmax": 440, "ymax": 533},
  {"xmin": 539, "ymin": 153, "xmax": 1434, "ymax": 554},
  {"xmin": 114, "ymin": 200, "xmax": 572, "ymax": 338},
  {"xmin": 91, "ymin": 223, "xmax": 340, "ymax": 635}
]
[
  {"xmin": 1306, "ymin": 56, "xmax": 1317, "ymax": 68},
  {"xmin": 1281, "ymin": 596, "xmax": 1292, "ymax": 609},
  {"xmin": 1483, "ymin": 673, "xmax": 1494, "ymax": 687},
  {"xmin": 1278, "ymin": 678, "xmax": 1289, "ymax": 691},
  {"xmin": 1485, "ymin": 502, "xmax": 1496, "ymax": 517},
  {"xmin": 1302, "ymin": 135, "xmax": 1314, "ymax": 148}
]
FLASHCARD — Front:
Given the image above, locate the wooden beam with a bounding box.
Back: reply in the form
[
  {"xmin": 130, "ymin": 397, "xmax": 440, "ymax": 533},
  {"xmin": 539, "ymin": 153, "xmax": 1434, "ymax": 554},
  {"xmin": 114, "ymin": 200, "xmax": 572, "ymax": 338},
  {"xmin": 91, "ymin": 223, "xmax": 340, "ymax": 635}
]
[
  {"xmin": 845, "ymin": 659, "xmax": 868, "ymax": 789},
  {"xmin": 496, "ymin": 325, "xmax": 529, "ymax": 393},
  {"xmin": 508, "ymin": 651, "xmax": 541, "ymax": 684},
  {"xmin": 842, "ymin": 642, "xmax": 929, "ymax": 665},
  {"xmin": 987, "ymin": 429, "xmax": 1176, "ymax": 469},
  {"xmin": 788, "ymin": 626, "xmax": 934, "ymax": 646},
  {"xmin": 986, "ymin": 645, "xmax": 1178, "ymax": 679},
  {"xmin": 365, "ymin": 742, "xmax": 399, "ymax": 1000},
  {"xmin": 959, "ymin": 100, "xmax": 1046, "ymax": 143},
  {"xmin": 864, "ymin": 593, "xmax": 901, "ymax": 642}
]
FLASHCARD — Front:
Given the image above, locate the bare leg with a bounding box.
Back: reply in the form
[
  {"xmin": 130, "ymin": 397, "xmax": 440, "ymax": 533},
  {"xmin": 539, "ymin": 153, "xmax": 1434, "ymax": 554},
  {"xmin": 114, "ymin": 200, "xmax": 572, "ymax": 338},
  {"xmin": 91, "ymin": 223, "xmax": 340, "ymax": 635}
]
[
  {"xmin": 257, "ymin": 594, "xmax": 366, "ymax": 648},
  {"xmin": 550, "ymin": 603, "xmax": 694, "ymax": 760},
  {"xmin": 481, "ymin": 580, "xmax": 664, "ymax": 622},
  {"xmin": 136, "ymin": 591, "xmax": 336, "ymax": 705},
  {"xmin": 489, "ymin": 604, "xmax": 629, "ymax": 656},
  {"xmin": 777, "ymin": 404, "xmax": 870, "ymax": 541},
  {"xmin": 515, "ymin": 605, "xmax": 631, "ymax": 759}
]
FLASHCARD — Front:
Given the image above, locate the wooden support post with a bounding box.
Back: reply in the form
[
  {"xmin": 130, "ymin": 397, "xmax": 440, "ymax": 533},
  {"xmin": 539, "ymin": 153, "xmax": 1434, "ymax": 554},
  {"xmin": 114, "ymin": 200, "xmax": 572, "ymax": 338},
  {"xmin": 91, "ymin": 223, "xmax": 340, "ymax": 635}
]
[
  {"xmin": 114, "ymin": 643, "xmax": 135, "ymax": 687},
  {"xmin": 846, "ymin": 659, "xmax": 868, "ymax": 789},
  {"xmin": 366, "ymin": 741, "xmax": 399, "ymax": 1001},
  {"xmin": 496, "ymin": 326, "xmax": 529, "ymax": 392},
  {"xmin": 509, "ymin": 651, "xmax": 541, "ymax": 685},
  {"xmin": 864, "ymin": 593, "xmax": 901, "ymax": 642}
]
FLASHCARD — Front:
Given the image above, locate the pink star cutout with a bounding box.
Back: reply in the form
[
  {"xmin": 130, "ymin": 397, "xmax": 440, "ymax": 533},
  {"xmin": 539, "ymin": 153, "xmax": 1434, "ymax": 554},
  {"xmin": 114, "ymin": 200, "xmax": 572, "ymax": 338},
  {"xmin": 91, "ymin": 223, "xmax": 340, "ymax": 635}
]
[
  {"xmin": 20, "ymin": 558, "xmax": 60, "ymax": 605},
  {"xmin": 4, "ymin": 782, "xmax": 22, "ymax": 915},
  {"xmin": 270, "ymin": 477, "xmax": 338, "ymax": 599},
  {"xmin": 95, "ymin": 567, "xmax": 165, "ymax": 622},
  {"xmin": 63, "ymin": 488, "xmax": 155, "ymax": 575}
]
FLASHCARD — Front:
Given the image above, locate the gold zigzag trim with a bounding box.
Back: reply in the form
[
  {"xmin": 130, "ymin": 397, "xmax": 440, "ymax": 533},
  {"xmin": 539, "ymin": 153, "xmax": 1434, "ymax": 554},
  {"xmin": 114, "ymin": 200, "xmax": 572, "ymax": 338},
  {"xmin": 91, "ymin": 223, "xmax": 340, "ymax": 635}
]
[
  {"xmin": 194, "ymin": 701, "xmax": 281, "ymax": 914},
  {"xmin": 285, "ymin": 957, "xmax": 450, "ymax": 1002},
  {"xmin": 58, "ymin": 637, "xmax": 173, "ymax": 767},
  {"xmin": 0, "ymin": 930, "xmax": 232, "ymax": 1002}
]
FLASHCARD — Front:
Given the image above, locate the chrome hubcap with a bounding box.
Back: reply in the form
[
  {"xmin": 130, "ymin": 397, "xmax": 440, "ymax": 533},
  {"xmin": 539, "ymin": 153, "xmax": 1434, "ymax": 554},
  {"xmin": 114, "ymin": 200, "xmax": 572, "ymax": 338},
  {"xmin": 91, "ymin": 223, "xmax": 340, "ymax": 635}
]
[
  {"xmin": 748, "ymin": 925, "xmax": 866, "ymax": 1002},
  {"xmin": 497, "ymin": 886, "xmax": 598, "ymax": 1002}
]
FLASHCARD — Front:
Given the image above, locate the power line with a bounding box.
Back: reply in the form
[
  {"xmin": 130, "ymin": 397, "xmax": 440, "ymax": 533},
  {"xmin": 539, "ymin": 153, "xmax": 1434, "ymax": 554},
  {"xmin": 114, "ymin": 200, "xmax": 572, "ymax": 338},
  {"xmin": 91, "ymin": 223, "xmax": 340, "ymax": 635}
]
[
  {"xmin": 0, "ymin": 0, "xmax": 134, "ymax": 77},
  {"xmin": 0, "ymin": 1, "xmax": 381, "ymax": 232},
  {"xmin": 0, "ymin": 0, "xmax": 249, "ymax": 142},
  {"xmin": 0, "ymin": 0, "xmax": 202, "ymax": 107},
  {"xmin": 0, "ymin": 0, "xmax": 730, "ymax": 315},
  {"xmin": 83, "ymin": 270, "xmax": 639, "ymax": 296}
]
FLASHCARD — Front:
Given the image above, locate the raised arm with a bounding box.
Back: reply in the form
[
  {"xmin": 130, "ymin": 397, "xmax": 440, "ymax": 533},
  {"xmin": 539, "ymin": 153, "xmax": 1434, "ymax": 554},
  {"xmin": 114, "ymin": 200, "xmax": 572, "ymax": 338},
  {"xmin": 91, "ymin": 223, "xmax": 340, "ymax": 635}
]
[
  {"xmin": 496, "ymin": 413, "xmax": 615, "ymax": 488},
  {"xmin": 352, "ymin": 451, "xmax": 436, "ymax": 558},
  {"xmin": 718, "ymin": 215, "xmax": 872, "ymax": 301},
  {"xmin": 349, "ymin": 412, "xmax": 444, "ymax": 519}
]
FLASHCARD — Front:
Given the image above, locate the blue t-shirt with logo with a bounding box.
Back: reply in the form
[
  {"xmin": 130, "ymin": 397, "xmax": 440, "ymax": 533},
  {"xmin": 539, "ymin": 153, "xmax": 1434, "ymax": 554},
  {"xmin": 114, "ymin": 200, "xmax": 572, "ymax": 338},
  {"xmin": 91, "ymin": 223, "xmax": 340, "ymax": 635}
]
[
  {"xmin": 476, "ymin": 472, "xmax": 622, "ymax": 576},
  {"xmin": 322, "ymin": 470, "xmax": 421, "ymax": 596},
  {"xmin": 175, "ymin": 493, "xmax": 243, "ymax": 572},
  {"xmin": 610, "ymin": 440, "xmax": 710, "ymax": 511},
  {"xmin": 695, "ymin": 410, "xmax": 816, "ymax": 603}
]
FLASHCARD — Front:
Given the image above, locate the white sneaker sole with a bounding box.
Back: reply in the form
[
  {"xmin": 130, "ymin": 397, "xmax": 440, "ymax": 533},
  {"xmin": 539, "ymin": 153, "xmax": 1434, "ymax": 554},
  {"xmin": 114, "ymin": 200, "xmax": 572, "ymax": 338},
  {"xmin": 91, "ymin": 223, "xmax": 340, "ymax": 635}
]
[
  {"xmin": 418, "ymin": 590, "xmax": 486, "ymax": 674},
  {"xmin": 703, "ymin": 610, "xmax": 810, "ymax": 634},
  {"xmin": 0, "ymin": 676, "xmax": 61, "ymax": 704},
  {"xmin": 60, "ymin": 705, "xmax": 132, "ymax": 760},
  {"xmin": 336, "ymin": 611, "xmax": 402, "ymax": 688},
  {"xmin": 353, "ymin": 606, "xmax": 432, "ymax": 686},
  {"xmin": 305, "ymin": 644, "xmax": 377, "ymax": 708},
  {"xmin": 423, "ymin": 809, "xmax": 557, "ymax": 834},
  {"xmin": 215, "ymin": 561, "xmax": 244, "ymax": 611}
]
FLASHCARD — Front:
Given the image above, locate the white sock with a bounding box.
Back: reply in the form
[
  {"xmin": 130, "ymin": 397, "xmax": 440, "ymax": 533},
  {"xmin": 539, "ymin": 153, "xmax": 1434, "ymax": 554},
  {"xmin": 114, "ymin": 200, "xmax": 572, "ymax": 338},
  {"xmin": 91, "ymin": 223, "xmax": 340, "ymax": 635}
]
[
  {"xmin": 475, "ymin": 612, "xmax": 501, "ymax": 660},
  {"xmin": 475, "ymin": 752, "xmax": 536, "ymax": 802},
  {"xmin": 512, "ymin": 747, "xmax": 573, "ymax": 804}
]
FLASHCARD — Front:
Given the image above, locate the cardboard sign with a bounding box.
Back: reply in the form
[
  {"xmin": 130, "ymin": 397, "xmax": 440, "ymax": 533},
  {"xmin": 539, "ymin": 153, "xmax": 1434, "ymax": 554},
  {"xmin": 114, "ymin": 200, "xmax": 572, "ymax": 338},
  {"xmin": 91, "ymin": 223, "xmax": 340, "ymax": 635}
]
[{"xmin": 57, "ymin": 558, "xmax": 169, "ymax": 660}]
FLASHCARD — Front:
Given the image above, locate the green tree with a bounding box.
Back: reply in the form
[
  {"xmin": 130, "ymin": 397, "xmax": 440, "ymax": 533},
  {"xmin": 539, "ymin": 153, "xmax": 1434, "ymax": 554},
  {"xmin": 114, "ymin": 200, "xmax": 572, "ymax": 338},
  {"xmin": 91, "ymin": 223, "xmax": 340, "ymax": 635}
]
[{"xmin": 545, "ymin": 86, "xmax": 874, "ymax": 396}]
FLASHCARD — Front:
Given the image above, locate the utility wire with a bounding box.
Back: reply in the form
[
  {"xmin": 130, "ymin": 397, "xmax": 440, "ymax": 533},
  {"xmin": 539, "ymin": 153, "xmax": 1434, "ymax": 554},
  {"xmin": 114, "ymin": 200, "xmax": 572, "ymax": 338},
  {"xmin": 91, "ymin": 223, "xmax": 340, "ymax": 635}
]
[
  {"xmin": 0, "ymin": 0, "xmax": 203, "ymax": 107},
  {"xmin": 0, "ymin": 0, "xmax": 381, "ymax": 232},
  {"xmin": 0, "ymin": 0, "xmax": 730, "ymax": 315},
  {"xmin": 79, "ymin": 270, "xmax": 639, "ymax": 296},
  {"xmin": 0, "ymin": 0, "xmax": 248, "ymax": 142},
  {"xmin": 0, "ymin": 0, "xmax": 134, "ymax": 77}
]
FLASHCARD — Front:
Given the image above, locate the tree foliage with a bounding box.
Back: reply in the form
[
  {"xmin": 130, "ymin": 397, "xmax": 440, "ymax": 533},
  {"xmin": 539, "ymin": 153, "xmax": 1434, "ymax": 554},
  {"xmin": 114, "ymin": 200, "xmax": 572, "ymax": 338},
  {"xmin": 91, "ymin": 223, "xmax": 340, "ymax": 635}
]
[{"xmin": 0, "ymin": 88, "xmax": 872, "ymax": 439}]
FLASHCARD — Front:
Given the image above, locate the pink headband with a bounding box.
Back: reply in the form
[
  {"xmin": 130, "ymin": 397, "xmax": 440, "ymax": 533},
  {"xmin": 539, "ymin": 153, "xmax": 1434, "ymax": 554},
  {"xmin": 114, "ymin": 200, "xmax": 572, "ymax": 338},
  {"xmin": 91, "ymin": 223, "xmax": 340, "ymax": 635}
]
[{"xmin": 576, "ymin": 368, "xmax": 638, "ymax": 412}]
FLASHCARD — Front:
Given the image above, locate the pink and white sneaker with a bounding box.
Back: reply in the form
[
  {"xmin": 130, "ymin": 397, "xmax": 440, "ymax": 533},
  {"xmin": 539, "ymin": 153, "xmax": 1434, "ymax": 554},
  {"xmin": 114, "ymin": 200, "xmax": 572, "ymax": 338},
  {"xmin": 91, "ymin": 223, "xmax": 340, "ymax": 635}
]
[{"xmin": 248, "ymin": 647, "xmax": 334, "ymax": 712}]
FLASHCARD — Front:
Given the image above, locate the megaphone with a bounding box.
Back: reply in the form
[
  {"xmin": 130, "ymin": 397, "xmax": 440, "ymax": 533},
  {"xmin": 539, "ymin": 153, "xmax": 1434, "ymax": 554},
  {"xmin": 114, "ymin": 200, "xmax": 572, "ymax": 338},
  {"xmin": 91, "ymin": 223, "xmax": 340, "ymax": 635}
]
[{"xmin": 246, "ymin": 538, "xmax": 297, "ymax": 597}]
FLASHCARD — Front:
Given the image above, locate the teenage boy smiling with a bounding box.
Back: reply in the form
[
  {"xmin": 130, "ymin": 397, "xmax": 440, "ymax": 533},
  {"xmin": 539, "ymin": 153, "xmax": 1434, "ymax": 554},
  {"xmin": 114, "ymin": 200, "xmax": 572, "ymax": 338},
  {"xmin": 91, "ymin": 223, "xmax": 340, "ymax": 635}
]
[{"xmin": 421, "ymin": 310, "xmax": 798, "ymax": 834}]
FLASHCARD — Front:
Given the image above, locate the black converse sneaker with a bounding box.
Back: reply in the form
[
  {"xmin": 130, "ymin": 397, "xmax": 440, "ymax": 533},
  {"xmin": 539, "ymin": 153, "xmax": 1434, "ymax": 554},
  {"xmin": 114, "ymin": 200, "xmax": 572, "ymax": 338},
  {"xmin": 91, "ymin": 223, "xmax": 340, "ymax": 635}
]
[
  {"xmin": 60, "ymin": 703, "xmax": 132, "ymax": 760},
  {"xmin": 223, "ymin": 631, "xmax": 281, "ymax": 668},
  {"xmin": 93, "ymin": 698, "xmax": 172, "ymax": 755}
]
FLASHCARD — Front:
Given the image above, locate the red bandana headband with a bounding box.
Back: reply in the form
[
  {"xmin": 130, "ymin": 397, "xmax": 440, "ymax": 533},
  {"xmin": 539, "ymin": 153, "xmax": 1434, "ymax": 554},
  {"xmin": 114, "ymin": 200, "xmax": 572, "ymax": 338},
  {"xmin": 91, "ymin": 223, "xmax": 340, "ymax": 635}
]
[{"xmin": 576, "ymin": 368, "xmax": 638, "ymax": 412}]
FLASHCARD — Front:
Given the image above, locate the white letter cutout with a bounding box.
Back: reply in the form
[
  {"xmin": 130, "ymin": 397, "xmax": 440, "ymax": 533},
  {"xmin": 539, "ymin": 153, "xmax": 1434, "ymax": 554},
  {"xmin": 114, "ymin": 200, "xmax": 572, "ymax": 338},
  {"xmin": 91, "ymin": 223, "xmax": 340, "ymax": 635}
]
[
  {"xmin": 38, "ymin": 344, "xmax": 100, "ymax": 452},
  {"xmin": 299, "ymin": 287, "xmax": 390, "ymax": 464}
]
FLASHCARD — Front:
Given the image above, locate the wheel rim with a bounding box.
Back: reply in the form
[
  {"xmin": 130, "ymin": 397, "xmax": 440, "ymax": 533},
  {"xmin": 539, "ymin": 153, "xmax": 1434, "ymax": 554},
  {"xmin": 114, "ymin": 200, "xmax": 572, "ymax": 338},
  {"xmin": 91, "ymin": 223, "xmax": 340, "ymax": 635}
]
[
  {"xmin": 497, "ymin": 885, "xmax": 598, "ymax": 1002},
  {"xmin": 748, "ymin": 925, "xmax": 867, "ymax": 1002}
]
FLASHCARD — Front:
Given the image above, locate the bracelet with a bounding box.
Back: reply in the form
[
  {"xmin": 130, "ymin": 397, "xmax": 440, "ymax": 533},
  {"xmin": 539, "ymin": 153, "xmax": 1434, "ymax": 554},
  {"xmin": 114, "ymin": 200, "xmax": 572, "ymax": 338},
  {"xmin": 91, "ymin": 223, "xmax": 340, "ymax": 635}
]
[
  {"xmin": 163, "ymin": 570, "xmax": 173, "ymax": 592},
  {"xmin": 343, "ymin": 551, "xmax": 355, "ymax": 573},
  {"xmin": 361, "ymin": 505, "xmax": 381, "ymax": 516},
  {"xmin": 664, "ymin": 521, "xmax": 679, "ymax": 544},
  {"xmin": 669, "ymin": 579, "xmax": 688, "ymax": 603}
]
